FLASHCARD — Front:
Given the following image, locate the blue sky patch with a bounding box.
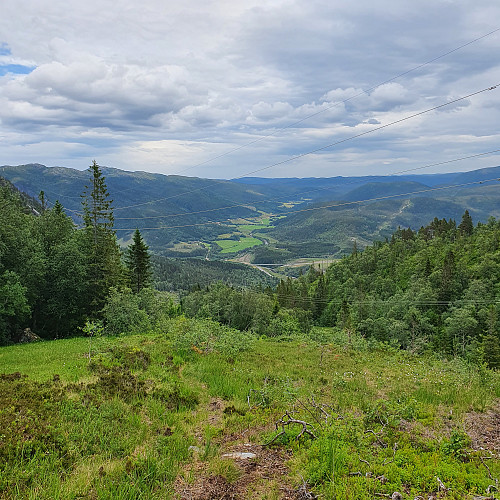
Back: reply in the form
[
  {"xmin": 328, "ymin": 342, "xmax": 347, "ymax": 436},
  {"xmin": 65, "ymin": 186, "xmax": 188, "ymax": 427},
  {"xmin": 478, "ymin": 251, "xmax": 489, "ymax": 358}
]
[
  {"xmin": 0, "ymin": 64, "xmax": 35, "ymax": 76},
  {"xmin": 0, "ymin": 43, "xmax": 35, "ymax": 75}
]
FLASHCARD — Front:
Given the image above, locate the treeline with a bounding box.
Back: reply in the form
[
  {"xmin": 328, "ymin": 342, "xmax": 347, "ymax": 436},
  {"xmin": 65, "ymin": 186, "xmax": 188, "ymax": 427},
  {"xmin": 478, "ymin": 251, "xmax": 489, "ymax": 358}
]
[
  {"xmin": 277, "ymin": 212, "xmax": 500, "ymax": 367},
  {"xmin": 182, "ymin": 282, "xmax": 312, "ymax": 337},
  {"xmin": 180, "ymin": 212, "xmax": 500, "ymax": 367},
  {"xmin": 0, "ymin": 163, "xmax": 157, "ymax": 344}
]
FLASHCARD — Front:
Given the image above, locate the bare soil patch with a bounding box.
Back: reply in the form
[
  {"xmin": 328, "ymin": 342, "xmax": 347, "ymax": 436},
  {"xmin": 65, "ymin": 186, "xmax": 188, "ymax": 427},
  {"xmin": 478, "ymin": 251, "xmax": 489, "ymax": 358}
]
[
  {"xmin": 465, "ymin": 400, "xmax": 500, "ymax": 453},
  {"xmin": 175, "ymin": 443, "xmax": 298, "ymax": 499}
]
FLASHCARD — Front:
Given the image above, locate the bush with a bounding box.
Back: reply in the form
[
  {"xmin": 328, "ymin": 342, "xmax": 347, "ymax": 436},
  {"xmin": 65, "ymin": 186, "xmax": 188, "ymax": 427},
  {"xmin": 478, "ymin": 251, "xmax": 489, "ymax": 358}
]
[
  {"xmin": 102, "ymin": 287, "xmax": 180, "ymax": 335},
  {"xmin": 168, "ymin": 316, "xmax": 254, "ymax": 358},
  {"xmin": 266, "ymin": 308, "xmax": 312, "ymax": 338}
]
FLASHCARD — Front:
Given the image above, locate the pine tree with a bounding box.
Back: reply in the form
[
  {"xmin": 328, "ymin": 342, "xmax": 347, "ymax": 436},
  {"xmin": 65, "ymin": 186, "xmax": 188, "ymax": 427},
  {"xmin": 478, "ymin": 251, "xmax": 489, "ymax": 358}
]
[
  {"xmin": 126, "ymin": 229, "xmax": 152, "ymax": 293},
  {"xmin": 458, "ymin": 210, "xmax": 474, "ymax": 236},
  {"xmin": 81, "ymin": 161, "xmax": 124, "ymax": 313}
]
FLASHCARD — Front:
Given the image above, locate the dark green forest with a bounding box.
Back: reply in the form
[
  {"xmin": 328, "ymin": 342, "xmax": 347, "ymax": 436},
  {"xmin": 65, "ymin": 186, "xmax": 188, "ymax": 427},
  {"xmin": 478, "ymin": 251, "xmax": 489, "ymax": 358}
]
[
  {"xmin": 0, "ymin": 164, "xmax": 146, "ymax": 343},
  {"xmin": 2, "ymin": 165, "xmax": 500, "ymax": 369}
]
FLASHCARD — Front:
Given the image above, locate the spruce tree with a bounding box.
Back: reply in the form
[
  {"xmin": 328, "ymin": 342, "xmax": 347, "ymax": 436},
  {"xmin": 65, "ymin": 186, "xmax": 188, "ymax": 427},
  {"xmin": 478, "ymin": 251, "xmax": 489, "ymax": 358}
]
[
  {"xmin": 458, "ymin": 210, "xmax": 474, "ymax": 236},
  {"xmin": 126, "ymin": 229, "xmax": 152, "ymax": 293},
  {"xmin": 81, "ymin": 161, "xmax": 124, "ymax": 313}
]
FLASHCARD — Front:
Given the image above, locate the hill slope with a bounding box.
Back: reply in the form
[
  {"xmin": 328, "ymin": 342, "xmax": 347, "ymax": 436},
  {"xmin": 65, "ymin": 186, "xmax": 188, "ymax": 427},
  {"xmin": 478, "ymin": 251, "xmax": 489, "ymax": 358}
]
[{"xmin": 2, "ymin": 163, "xmax": 500, "ymax": 258}]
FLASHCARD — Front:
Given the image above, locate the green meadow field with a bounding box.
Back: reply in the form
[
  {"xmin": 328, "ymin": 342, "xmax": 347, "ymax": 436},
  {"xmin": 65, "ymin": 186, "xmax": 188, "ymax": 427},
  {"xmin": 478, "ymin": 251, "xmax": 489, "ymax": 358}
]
[{"xmin": 1, "ymin": 324, "xmax": 499, "ymax": 499}]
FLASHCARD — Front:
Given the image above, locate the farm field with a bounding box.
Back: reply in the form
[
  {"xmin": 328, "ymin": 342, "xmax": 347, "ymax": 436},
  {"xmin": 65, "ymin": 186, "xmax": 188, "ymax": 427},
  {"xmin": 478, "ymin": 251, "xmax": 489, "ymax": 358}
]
[{"xmin": 215, "ymin": 236, "xmax": 264, "ymax": 254}]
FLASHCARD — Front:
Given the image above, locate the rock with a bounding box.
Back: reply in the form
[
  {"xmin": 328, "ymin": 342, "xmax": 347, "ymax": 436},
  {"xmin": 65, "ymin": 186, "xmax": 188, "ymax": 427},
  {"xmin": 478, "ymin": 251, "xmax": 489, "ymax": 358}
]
[
  {"xmin": 18, "ymin": 328, "xmax": 41, "ymax": 343},
  {"xmin": 222, "ymin": 452, "xmax": 257, "ymax": 460},
  {"xmin": 392, "ymin": 493, "xmax": 403, "ymax": 500}
]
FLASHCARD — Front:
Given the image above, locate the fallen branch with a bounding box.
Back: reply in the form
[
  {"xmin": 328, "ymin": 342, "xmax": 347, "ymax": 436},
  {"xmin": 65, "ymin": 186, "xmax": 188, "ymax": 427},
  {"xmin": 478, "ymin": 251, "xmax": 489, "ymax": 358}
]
[
  {"xmin": 436, "ymin": 476, "xmax": 448, "ymax": 492},
  {"xmin": 263, "ymin": 411, "xmax": 317, "ymax": 446},
  {"xmin": 383, "ymin": 443, "xmax": 398, "ymax": 465}
]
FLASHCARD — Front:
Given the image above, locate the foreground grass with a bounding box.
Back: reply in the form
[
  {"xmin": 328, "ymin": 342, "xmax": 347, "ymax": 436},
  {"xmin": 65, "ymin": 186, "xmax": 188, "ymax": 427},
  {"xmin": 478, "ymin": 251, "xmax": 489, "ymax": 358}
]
[{"xmin": 1, "ymin": 327, "xmax": 499, "ymax": 499}]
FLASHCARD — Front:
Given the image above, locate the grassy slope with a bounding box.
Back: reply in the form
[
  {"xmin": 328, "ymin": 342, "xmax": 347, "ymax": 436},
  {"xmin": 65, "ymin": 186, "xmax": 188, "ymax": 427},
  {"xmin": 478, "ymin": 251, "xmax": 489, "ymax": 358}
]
[{"xmin": 1, "ymin": 330, "xmax": 500, "ymax": 499}]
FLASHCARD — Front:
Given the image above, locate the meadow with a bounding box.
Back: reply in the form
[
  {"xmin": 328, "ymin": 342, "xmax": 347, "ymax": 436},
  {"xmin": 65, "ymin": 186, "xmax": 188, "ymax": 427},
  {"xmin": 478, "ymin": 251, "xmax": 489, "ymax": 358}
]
[
  {"xmin": 215, "ymin": 236, "xmax": 263, "ymax": 254},
  {"xmin": 1, "ymin": 324, "xmax": 499, "ymax": 499}
]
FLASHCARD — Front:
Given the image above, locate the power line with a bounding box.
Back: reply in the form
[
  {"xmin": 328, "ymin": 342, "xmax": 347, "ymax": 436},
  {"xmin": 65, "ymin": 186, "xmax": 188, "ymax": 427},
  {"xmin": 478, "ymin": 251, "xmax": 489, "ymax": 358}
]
[
  {"xmin": 112, "ymin": 83, "xmax": 499, "ymax": 212},
  {"xmin": 112, "ymin": 175, "xmax": 500, "ymax": 230},
  {"xmin": 269, "ymin": 176, "xmax": 500, "ymax": 218},
  {"xmin": 172, "ymin": 27, "xmax": 500, "ymax": 176},
  {"xmin": 113, "ymin": 148, "xmax": 500, "ymax": 220}
]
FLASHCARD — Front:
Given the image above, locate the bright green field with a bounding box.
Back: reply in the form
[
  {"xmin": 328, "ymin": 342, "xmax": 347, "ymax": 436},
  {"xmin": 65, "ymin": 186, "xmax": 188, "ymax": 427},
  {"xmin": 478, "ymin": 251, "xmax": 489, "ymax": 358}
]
[
  {"xmin": 215, "ymin": 236, "xmax": 263, "ymax": 253},
  {"xmin": 1, "ymin": 326, "xmax": 499, "ymax": 499}
]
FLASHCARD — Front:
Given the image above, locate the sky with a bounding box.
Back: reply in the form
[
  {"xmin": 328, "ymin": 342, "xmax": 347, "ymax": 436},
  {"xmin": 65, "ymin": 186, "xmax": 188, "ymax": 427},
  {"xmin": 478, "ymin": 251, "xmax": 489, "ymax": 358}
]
[{"xmin": 1, "ymin": 0, "xmax": 500, "ymax": 179}]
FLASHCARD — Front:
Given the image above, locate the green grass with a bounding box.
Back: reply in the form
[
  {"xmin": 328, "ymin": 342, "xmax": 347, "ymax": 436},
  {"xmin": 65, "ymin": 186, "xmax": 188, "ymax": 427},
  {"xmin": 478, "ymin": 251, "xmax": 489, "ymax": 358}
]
[
  {"xmin": 215, "ymin": 236, "xmax": 263, "ymax": 253},
  {"xmin": 1, "ymin": 327, "xmax": 499, "ymax": 499}
]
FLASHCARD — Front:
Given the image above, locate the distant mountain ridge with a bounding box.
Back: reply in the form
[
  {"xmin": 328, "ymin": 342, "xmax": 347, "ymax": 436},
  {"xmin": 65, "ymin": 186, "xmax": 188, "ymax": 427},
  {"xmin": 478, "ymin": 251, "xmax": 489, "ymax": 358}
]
[{"xmin": 1, "ymin": 163, "xmax": 500, "ymax": 258}]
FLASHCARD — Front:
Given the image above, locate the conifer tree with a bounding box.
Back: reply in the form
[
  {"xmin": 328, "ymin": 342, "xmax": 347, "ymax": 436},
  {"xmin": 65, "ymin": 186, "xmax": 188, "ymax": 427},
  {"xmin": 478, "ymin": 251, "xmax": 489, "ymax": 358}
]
[
  {"xmin": 458, "ymin": 210, "xmax": 474, "ymax": 236},
  {"xmin": 81, "ymin": 161, "xmax": 124, "ymax": 313},
  {"xmin": 126, "ymin": 229, "xmax": 152, "ymax": 293}
]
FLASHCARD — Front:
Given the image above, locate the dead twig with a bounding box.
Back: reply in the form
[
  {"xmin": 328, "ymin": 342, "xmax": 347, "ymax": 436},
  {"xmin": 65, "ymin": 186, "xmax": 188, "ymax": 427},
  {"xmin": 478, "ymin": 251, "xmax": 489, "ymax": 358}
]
[
  {"xmin": 479, "ymin": 454, "xmax": 495, "ymax": 481},
  {"xmin": 364, "ymin": 428, "xmax": 387, "ymax": 448},
  {"xmin": 436, "ymin": 476, "xmax": 448, "ymax": 492},
  {"xmin": 293, "ymin": 395, "xmax": 324, "ymax": 429},
  {"xmin": 295, "ymin": 474, "xmax": 318, "ymax": 499},
  {"xmin": 383, "ymin": 443, "xmax": 398, "ymax": 465},
  {"xmin": 247, "ymin": 388, "xmax": 265, "ymax": 409},
  {"xmin": 308, "ymin": 395, "xmax": 339, "ymax": 425},
  {"xmin": 263, "ymin": 411, "xmax": 317, "ymax": 446},
  {"xmin": 486, "ymin": 483, "xmax": 499, "ymax": 494}
]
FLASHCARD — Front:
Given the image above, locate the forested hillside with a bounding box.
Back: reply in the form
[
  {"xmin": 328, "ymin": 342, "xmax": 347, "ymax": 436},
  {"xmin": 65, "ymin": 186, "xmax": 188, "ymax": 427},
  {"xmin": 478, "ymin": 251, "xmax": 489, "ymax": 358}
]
[
  {"xmin": 277, "ymin": 213, "xmax": 500, "ymax": 366},
  {"xmin": 152, "ymin": 255, "xmax": 277, "ymax": 292},
  {"xmin": 181, "ymin": 212, "xmax": 500, "ymax": 366}
]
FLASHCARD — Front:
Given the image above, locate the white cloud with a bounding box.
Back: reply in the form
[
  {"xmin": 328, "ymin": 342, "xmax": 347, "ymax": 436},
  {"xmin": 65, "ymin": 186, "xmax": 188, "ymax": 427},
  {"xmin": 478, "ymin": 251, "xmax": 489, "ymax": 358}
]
[{"xmin": 0, "ymin": 0, "xmax": 499, "ymax": 177}]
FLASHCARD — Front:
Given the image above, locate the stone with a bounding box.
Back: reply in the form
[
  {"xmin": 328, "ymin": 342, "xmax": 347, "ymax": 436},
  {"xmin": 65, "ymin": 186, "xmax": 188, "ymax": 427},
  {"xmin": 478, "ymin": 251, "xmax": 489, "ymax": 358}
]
[{"xmin": 222, "ymin": 452, "xmax": 257, "ymax": 460}]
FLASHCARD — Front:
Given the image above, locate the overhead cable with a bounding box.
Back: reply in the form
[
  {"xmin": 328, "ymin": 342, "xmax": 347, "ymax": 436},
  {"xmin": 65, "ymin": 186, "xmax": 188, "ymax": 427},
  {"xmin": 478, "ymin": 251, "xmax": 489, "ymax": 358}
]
[
  {"xmin": 112, "ymin": 175, "xmax": 500, "ymax": 230},
  {"xmin": 112, "ymin": 83, "xmax": 499, "ymax": 212}
]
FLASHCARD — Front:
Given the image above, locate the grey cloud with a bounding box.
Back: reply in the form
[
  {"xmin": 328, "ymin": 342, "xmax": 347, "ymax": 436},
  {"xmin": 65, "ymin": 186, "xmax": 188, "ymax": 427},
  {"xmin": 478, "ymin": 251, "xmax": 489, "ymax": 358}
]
[{"xmin": 0, "ymin": 0, "xmax": 499, "ymax": 177}]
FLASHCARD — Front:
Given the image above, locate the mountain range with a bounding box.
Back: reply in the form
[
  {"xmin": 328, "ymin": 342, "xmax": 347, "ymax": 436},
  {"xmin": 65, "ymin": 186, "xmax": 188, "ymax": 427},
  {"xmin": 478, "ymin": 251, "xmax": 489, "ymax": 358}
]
[{"xmin": 1, "ymin": 163, "xmax": 500, "ymax": 260}]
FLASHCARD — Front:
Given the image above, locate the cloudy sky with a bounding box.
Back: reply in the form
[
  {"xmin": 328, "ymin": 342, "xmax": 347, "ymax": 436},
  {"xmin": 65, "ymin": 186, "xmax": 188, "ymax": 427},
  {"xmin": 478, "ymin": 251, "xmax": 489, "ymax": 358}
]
[{"xmin": 1, "ymin": 0, "xmax": 500, "ymax": 179}]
